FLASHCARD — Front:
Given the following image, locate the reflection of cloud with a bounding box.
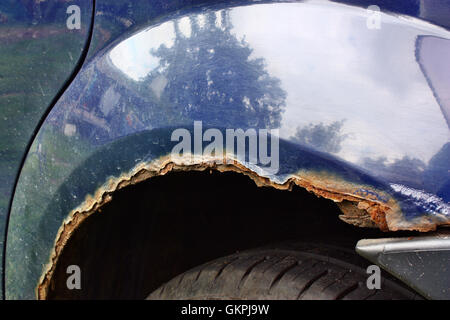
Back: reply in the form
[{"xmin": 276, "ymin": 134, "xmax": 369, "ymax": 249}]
[
  {"xmin": 107, "ymin": 2, "xmax": 448, "ymax": 165},
  {"xmin": 109, "ymin": 21, "xmax": 175, "ymax": 81},
  {"xmin": 178, "ymin": 16, "xmax": 191, "ymax": 37},
  {"xmin": 229, "ymin": 2, "xmax": 449, "ymax": 164}
]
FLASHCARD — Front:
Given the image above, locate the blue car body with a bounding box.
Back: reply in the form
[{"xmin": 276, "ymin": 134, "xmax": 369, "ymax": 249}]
[{"xmin": 0, "ymin": 0, "xmax": 449, "ymax": 299}]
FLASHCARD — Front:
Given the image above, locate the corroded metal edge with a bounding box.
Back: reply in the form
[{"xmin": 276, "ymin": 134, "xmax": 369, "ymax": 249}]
[{"xmin": 36, "ymin": 153, "xmax": 410, "ymax": 299}]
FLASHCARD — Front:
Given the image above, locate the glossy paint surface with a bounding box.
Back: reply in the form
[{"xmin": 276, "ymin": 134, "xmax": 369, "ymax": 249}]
[
  {"xmin": 0, "ymin": 0, "xmax": 93, "ymax": 298},
  {"xmin": 4, "ymin": 0, "xmax": 450, "ymax": 299}
]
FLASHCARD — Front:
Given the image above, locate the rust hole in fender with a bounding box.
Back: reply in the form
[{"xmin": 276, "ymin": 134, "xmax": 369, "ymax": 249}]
[{"xmin": 37, "ymin": 162, "xmax": 406, "ymax": 300}]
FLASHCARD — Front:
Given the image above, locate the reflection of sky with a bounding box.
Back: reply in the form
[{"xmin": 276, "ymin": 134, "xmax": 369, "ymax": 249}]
[
  {"xmin": 110, "ymin": 20, "xmax": 175, "ymax": 81},
  {"xmin": 109, "ymin": 1, "xmax": 450, "ymax": 165},
  {"xmin": 109, "ymin": 17, "xmax": 193, "ymax": 81}
]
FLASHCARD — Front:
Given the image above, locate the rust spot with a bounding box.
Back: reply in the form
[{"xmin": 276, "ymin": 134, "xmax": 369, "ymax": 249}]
[
  {"xmin": 36, "ymin": 155, "xmax": 400, "ymax": 299},
  {"xmin": 337, "ymin": 201, "xmax": 377, "ymax": 228}
]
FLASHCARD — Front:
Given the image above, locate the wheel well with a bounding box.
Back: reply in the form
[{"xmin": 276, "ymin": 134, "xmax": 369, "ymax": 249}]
[{"xmin": 38, "ymin": 169, "xmax": 408, "ymax": 299}]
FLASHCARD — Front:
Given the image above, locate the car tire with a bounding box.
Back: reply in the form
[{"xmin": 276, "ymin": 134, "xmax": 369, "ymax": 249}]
[{"xmin": 147, "ymin": 244, "xmax": 418, "ymax": 300}]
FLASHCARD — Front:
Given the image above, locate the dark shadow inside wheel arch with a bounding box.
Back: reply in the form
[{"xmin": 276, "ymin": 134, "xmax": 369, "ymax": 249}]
[{"xmin": 43, "ymin": 169, "xmax": 415, "ymax": 299}]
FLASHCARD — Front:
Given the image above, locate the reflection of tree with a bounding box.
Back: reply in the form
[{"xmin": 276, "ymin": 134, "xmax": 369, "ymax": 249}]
[
  {"xmin": 361, "ymin": 156, "xmax": 426, "ymax": 188},
  {"xmin": 291, "ymin": 120, "xmax": 348, "ymax": 153},
  {"xmin": 150, "ymin": 10, "xmax": 286, "ymax": 129},
  {"xmin": 290, "ymin": 119, "xmax": 448, "ymax": 200},
  {"xmin": 423, "ymin": 142, "xmax": 450, "ymax": 201},
  {"xmin": 361, "ymin": 143, "xmax": 450, "ymax": 200}
]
